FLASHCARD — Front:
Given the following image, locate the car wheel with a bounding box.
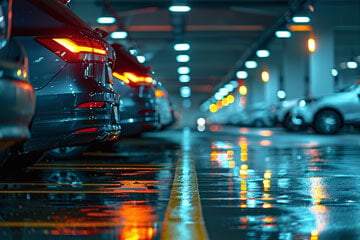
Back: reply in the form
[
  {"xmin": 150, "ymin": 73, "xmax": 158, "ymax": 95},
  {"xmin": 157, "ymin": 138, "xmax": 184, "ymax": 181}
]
[
  {"xmin": 45, "ymin": 146, "xmax": 88, "ymax": 160},
  {"xmin": 314, "ymin": 110, "xmax": 341, "ymax": 134},
  {"xmin": 253, "ymin": 119, "xmax": 265, "ymax": 127},
  {"xmin": 283, "ymin": 113, "xmax": 305, "ymax": 132}
]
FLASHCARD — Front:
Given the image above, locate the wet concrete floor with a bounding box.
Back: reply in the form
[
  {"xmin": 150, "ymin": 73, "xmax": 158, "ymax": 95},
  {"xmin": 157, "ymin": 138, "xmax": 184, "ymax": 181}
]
[{"xmin": 1, "ymin": 126, "xmax": 360, "ymax": 239}]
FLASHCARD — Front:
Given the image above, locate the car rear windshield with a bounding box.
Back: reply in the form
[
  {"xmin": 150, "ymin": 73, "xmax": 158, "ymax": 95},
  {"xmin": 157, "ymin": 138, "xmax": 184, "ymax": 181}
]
[{"xmin": 12, "ymin": 0, "xmax": 92, "ymax": 35}]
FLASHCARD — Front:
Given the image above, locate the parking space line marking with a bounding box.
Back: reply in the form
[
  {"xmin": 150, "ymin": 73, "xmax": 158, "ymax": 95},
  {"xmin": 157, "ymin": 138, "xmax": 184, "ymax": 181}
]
[{"xmin": 160, "ymin": 151, "xmax": 209, "ymax": 240}]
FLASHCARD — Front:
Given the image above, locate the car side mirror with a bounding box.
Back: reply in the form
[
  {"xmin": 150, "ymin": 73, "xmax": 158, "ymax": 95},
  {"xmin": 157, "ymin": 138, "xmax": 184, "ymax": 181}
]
[{"xmin": 0, "ymin": 0, "xmax": 11, "ymax": 50}]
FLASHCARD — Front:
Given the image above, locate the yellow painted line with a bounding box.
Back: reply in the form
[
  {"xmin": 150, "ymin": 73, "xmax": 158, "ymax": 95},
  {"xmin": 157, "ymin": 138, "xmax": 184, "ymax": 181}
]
[{"xmin": 160, "ymin": 151, "xmax": 209, "ymax": 240}]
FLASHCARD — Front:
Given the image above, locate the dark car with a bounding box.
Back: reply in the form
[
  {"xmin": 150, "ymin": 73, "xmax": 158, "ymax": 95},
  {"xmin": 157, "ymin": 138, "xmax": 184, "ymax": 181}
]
[
  {"xmin": 111, "ymin": 43, "xmax": 159, "ymax": 137},
  {"xmin": 0, "ymin": 0, "xmax": 35, "ymax": 165},
  {"xmin": 2, "ymin": 0, "xmax": 121, "ymax": 165}
]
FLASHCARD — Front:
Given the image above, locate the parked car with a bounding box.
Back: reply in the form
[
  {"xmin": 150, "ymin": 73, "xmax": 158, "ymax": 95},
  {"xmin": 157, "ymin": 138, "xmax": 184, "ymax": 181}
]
[
  {"xmin": 111, "ymin": 43, "xmax": 159, "ymax": 136},
  {"xmin": 154, "ymin": 82, "xmax": 175, "ymax": 129},
  {"xmin": 291, "ymin": 84, "xmax": 360, "ymax": 134},
  {"xmin": 0, "ymin": 0, "xmax": 35, "ymax": 165},
  {"xmin": 4, "ymin": 0, "xmax": 121, "ymax": 165},
  {"xmin": 272, "ymin": 98, "xmax": 306, "ymax": 131},
  {"xmin": 236, "ymin": 103, "xmax": 275, "ymax": 127}
]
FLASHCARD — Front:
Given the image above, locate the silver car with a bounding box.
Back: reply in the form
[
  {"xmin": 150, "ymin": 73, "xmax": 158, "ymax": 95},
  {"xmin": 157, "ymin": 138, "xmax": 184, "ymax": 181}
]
[{"xmin": 291, "ymin": 84, "xmax": 360, "ymax": 134}]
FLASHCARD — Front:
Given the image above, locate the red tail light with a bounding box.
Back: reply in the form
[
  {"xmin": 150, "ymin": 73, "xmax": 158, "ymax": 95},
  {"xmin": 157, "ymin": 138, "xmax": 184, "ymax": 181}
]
[
  {"xmin": 138, "ymin": 109, "xmax": 155, "ymax": 114},
  {"xmin": 155, "ymin": 89, "xmax": 167, "ymax": 98},
  {"xmin": 112, "ymin": 71, "xmax": 153, "ymax": 85},
  {"xmin": 36, "ymin": 37, "xmax": 107, "ymax": 63},
  {"xmin": 76, "ymin": 101, "xmax": 106, "ymax": 108},
  {"xmin": 73, "ymin": 127, "xmax": 99, "ymax": 133}
]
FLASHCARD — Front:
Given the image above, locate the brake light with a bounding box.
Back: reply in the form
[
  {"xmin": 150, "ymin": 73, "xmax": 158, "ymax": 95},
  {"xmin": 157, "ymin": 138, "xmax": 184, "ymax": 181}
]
[
  {"xmin": 112, "ymin": 71, "xmax": 154, "ymax": 85},
  {"xmin": 76, "ymin": 101, "xmax": 106, "ymax": 108},
  {"xmin": 73, "ymin": 127, "xmax": 99, "ymax": 133},
  {"xmin": 36, "ymin": 37, "xmax": 107, "ymax": 63},
  {"xmin": 138, "ymin": 109, "xmax": 155, "ymax": 114},
  {"xmin": 155, "ymin": 89, "xmax": 167, "ymax": 98}
]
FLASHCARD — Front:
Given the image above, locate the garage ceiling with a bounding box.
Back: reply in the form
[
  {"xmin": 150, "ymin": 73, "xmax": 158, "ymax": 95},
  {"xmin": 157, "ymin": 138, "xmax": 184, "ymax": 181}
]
[{"xmin": 70, "ymin": 0, "xmax": 360, "ymax": 112}]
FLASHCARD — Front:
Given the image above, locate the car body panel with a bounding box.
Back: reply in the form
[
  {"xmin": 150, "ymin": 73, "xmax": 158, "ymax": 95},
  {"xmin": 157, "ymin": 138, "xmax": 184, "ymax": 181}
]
[{"xmin": 292, "ymin": 84, "xmax": 360, "ymax": 128}]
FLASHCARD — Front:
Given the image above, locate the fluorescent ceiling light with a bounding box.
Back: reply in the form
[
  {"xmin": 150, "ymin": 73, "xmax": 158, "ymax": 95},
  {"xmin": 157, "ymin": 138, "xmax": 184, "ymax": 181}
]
[
  {"xmin": 236, "ymin": 70, "xmax": 248, "ymax": 79},
  {"xmin": 180, "ymin": 86, "xmax": 191, "ymax": 98},
  {"xmin": 110, "ymin": 31, "xmax": 128, "ymax": 39},
  {"xmin": 331, "ymin": 69, "xmax": 338, "ymax": 77},
  {"xmin": 179, "ymin": 75, "xmax": 190, "ymax": 83},
  {"xmin": 230, "ymin": 80, "xmax": 238, "ymax": 88},
  {"xmin": 97, "ymin": 17, "xmax": 116, "ymax": 24},
  {"xmin": 177, "ymin": 66, "xmax": 190, "ymax": 74},
  {"xmin": 346, "ymin": 61, "xmax": 358, "ymax": 69},
  {"xmin": 176, "ymin": 54, "xmax": 190, "ymax": 62},
  {"xmin": 277, "ymin": 90, "xmax": 286, "ymax": 99},
  {"xmin": 245, "ymin": 60, "xmax": 257, "ymax": 69},
  {"xmin": 225, "ymin": 84, "xmax": 234, "ymax": 92},
  {"xmin": 169, "ymin": 5, "xmax": 191, "ymax": 13},
  {"xmin": 256, "ymin": 49, "xmax": 270, "ymax": 58},
  {"xmin": 214, "ymin": 92, "xmax": 223, "ymax": 100},
  {"xmin": 136, "ymin": 55, "xmax": 146, "ymax": 63},
  {"xmin": 275, "ymin": 30, "xmax": 292, "ymax": 38},
  {"xmin": 292, "ymin": 16, "xmax": 310, "ymax": 23},
  {"xmin": 174, "ymin": 43, "xmax": 190, "ymax": 51},
  {"xmin": 219, "ymin": 88, "xmax": 228, "ymax": 96}
]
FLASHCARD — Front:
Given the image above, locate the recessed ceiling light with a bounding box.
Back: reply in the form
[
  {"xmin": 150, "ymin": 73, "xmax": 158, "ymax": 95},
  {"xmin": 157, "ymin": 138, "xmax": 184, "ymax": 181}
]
[
  {"xmin": 169, "ymin": 5, "xmax": 191, "ymax": 13},
  {"xmin": 174, "ymin": 43, "xmax": 190, "ymax": 51},
  {"xmin": 275, "ymin": 30, "xmax": 292, "ymax": 38},
  {"xmin": 176, "ymin": 54, "xmax": 190, "ymax": 62},
  {"xmin": 245, "ymin": 60, "xmax": 257, "ymax": 69},
  {"xmin": 97, "ymin": 17, "xmax": 116, "ymax": 24},
  {"xmin": 110, "ymin": 31, "xmax": 128, "ymax": 39}
]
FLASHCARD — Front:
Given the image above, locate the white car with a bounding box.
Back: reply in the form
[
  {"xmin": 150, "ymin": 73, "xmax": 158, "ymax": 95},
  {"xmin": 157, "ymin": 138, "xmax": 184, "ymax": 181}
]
[{"xmin": 291, "ymin": 84, "xmax": 360, "ymax": 134}]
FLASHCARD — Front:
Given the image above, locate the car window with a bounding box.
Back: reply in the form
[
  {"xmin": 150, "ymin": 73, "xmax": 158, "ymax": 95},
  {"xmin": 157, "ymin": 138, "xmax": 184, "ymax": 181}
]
[
  {"xmin": 336, "ymin": 84, "xmax": 358, "ymax": 93},
  {"xmin": 12, "ymin": 0, "xmax": 91, "ymax": 35}
]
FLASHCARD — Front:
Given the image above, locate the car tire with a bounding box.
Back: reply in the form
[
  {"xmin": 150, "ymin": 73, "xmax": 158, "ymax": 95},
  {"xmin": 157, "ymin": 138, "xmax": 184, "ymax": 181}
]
[
  {"xmin": 283, "ymin": 113, "xmax": 306, "ymax": 132},
  {"xmin": 253, "ymin": 119, "xmax": 265, "ymax": 127},
  {"xmin": 313, "ymin": 110, "xmax": 341, "ymax": 134},
  {"xmin": 45, "ymin": 146, "xmax": 88, "ymax": 160}
]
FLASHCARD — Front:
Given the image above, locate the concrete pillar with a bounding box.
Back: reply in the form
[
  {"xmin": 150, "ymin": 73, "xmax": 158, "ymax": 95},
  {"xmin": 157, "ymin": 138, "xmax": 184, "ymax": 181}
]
[
  {"xmin": 308, "ymin": 4, "xmax": 336, "ymax": 97},
  {"xmin": 282, "ymin": 32, "xmax": 308, "ymax": 100},
  {"xmin": 264, "ymin": 64, "xmax": 280, "ymax": 104},
  {"xmin": 309, "ymin": 28, "xmax": 334, "ymax": 97}
]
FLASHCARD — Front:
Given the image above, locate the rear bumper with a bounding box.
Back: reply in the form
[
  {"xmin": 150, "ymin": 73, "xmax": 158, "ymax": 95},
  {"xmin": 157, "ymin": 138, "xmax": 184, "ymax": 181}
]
[
  {"xmin": 119, "ymin": 112, "xmax": 159, "ymax": 136},
  {"xmin": 24, "ymin": 91, "xmax": 121, "ymax": 152},
  {"xmin": 0, "ymin": 78, "xmax": 35, "ymax": 150}
]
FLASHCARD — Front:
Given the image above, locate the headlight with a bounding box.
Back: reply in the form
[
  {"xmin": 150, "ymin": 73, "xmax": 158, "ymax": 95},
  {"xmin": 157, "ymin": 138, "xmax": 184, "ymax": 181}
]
[{"xmin": 299, "ymin": 99, "xmax": 306, "ymax": 107}]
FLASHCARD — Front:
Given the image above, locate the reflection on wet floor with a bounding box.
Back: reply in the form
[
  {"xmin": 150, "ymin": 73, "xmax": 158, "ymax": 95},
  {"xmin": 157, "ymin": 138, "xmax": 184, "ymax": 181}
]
[
  {"xmin": 196, "ymin": 128, "xmax": 360, "ymax": 240},
  {"xmin": 1, "ymin": 127, "xmax": 360, "ymax": 239},
  {"xmin": 0, "ymin": 137, "xmax": 179, "ymax": 240}
]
